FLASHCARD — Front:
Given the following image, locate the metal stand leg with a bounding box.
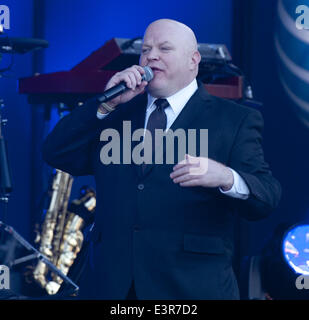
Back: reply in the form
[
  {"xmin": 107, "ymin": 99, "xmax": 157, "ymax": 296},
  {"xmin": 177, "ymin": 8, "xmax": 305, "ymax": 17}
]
[{"xmin": 0, "ymin": 99, "xmax": 12, "ymax": 224}]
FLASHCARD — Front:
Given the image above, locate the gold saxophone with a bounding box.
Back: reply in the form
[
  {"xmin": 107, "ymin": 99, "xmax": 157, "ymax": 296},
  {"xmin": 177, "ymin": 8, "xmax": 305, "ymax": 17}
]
[{"xmin": 33, "ymin": 169, "xmax": 96, "ymax": 295}]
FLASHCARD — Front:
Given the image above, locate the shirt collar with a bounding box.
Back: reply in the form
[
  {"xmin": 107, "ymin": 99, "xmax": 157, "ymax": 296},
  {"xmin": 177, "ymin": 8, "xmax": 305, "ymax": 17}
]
[{"xmin": 146, "ymin": 79, "xmax": 198, "ymax": 114}]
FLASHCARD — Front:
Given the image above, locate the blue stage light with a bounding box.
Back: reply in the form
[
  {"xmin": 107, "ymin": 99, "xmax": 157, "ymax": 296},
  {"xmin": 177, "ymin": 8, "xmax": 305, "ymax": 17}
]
[{"xmin": 282, "ymin": 224, "xmax": 309, "ymax": 275}]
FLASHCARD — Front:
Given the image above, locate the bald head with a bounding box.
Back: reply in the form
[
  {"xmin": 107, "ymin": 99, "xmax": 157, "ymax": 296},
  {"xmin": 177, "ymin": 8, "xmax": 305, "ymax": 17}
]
[
  {"xmin": 140, "ymin": 19, "xmax": 201, "ymax": 97},
  {"xmin": 144, "ymin": 19, "xmax": 198, "ymax": 54}
]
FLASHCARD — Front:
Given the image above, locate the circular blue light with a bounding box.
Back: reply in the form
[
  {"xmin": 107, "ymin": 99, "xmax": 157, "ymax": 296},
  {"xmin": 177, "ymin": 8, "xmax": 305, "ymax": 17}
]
[{"xmin": 282, "ymin": 224, "xmax": 309, "ymax": 274}]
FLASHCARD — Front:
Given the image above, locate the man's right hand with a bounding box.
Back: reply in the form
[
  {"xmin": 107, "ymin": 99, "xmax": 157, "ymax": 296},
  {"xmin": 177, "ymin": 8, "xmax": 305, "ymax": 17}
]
[{"xmin": 104, "ymin": 65, "xmax": 149, "ymax": 109}]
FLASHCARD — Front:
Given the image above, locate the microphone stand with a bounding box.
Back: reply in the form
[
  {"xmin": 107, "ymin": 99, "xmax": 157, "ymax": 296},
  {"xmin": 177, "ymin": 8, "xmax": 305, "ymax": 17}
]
[{"xmin": 0, "ymin": 98, "xmax": 12, "ymax": 224}]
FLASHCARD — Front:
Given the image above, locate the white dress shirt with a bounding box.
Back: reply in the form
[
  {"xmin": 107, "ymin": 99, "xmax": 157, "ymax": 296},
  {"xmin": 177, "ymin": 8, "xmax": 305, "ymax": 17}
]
[{"xmin": 97, "ymin": 79, "xmax": 249, "ymax": 200}]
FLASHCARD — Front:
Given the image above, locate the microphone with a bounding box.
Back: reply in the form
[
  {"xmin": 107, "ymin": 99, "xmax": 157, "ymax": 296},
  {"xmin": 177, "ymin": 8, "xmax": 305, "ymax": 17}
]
[{"xmin": 97, "ymin": 66, "xmax": 153, "ymax": 104}]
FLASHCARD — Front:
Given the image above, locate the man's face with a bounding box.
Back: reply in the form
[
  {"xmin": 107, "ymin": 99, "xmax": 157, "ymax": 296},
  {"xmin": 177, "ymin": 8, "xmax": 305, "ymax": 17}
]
[{"xmin": 140, "ymin": 21, "xmax": 194, "ymax": 98}]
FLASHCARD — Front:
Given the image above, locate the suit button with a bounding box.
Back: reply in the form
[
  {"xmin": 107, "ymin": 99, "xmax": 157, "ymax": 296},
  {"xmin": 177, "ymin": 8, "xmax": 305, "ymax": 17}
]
[
  {"xmin": 133, "ymin": 225, "xmax": 140, "ymax": 232},
  {"xmin": 137, "ymin": 183, "xmax": 144, "ymax": 190}
]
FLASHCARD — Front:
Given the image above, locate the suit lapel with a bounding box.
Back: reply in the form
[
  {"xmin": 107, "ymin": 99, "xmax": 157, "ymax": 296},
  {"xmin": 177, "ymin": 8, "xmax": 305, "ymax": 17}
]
[
  {"xmin": 169, "ymin": 83, "xmax": 213, "ymax": 132},
  {"xmin": 127, "ymin": 93, "xmax": 148, "ymax": 179}
]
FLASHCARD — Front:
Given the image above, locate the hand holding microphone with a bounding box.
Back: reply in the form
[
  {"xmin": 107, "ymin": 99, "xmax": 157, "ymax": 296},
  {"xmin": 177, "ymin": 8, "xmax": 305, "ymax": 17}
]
[{"xmin": 97, "ymin": 65, "xmax": 153, "ymax": 113}]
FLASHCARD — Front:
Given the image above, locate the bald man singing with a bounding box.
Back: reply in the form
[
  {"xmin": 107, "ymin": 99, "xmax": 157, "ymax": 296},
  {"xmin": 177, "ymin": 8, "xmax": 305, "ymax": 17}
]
[{"xmin": 43, "ymin": 19, "xmax": 281, "ymax": 300}]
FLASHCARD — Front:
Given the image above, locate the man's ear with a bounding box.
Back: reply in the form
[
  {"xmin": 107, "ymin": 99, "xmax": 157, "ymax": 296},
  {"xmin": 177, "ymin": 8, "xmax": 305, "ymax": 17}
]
[{"xmin": 190, "ymin": 51, "xmax": 201, "ymax": 70}]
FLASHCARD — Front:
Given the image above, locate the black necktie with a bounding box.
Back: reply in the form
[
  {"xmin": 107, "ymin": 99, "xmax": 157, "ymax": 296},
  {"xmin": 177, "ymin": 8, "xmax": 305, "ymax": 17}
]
[
  {"xmin": 142, "ymin": 98, "xmax": 169, "ymax": 170},
  {"xmin": 146, "ymin": 98, "xmax": 169, "ymax": 142}
]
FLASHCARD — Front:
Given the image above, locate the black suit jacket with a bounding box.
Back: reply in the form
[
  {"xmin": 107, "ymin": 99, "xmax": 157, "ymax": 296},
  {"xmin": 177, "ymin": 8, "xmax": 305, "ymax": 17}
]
[{"xmin": 43, "ymin": 84, "xmax": 281, "ymax": 299}]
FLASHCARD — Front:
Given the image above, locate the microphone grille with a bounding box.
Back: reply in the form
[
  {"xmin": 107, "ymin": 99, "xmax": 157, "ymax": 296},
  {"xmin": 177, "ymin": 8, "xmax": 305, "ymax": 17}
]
[{"xmin": 143, "ymin": 66, "xmax": 154, "ymax": 82}]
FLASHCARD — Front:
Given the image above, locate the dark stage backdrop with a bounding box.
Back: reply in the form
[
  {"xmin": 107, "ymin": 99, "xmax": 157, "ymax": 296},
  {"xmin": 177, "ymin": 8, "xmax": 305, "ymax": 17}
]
[
  {"xmin": 1, "ymin": 0, "xmax": 308, "ymax": 298},
  {"xmin": 233, "ymin": 0, "xmax": 309, "ymax": 258}
]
